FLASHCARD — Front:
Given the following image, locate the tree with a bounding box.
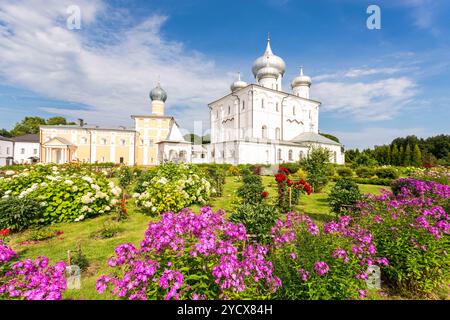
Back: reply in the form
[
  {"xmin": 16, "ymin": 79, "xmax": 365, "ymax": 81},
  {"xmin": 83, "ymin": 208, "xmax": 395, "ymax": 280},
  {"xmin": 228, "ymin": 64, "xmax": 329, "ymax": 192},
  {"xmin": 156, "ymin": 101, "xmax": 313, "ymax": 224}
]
[
  {"xmin": 10, "ymin": 116, "xmax": 46, "ymax": 136},
  {"xmin": 391, "ymin": 144, "xmax": 400, "ymax": 166},
  {"xmin": 47, "ymin": 116, "xmax": 70, "ymax": 125},
  {"xmin": 300, "ymin": 147, "xmax": 330, "ymax": 192},
  {"xmin": 411, "ymin": 144, "xmax": 422, "ymax": 167},
  {"xmin": 403, "ymin": 144, "xmax": 412, "ymax": 166},
  {"xmin": 0, "ymin": 129, "xmax": 12, "ymax": 138}
]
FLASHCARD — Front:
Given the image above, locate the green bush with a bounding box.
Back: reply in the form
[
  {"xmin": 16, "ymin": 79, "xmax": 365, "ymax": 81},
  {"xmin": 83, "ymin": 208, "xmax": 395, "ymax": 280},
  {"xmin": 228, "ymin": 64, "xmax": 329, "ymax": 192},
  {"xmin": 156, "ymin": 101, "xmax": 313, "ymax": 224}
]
[
  {"xmin": 325, "ymin": 163, "xmax": 336, "ymax": 178},
  {"xmin": 355, "ymin": 166, "xmax": 375, "ymax": 178},
  {"xmin": 230, "ymin": 203, "xmax": 279, "ymax": 244},
  {"xmin": 327, "ymin": 179, "xmax": 362, "ymax": 216},
  {"xmin": 116, "ymin": 166, "xmax": 133, "ymax": 189},
  {"xmin": 336, "ymin": 166, "xmax": 354, "ymax": 178},
  {"xmin": 375, "ymin": 167, "xmax": 399, "ymax": 179},
  {"xmin": 28, "ymin": 227, "xmax": 55, "ymax": 241},
  {"xmin": 200, "ymin": 165, "xmax": 226, "ymax": 197},
  {"xmin": 0, "ymin": 196, "xmax": 43, "ymax": 232},
  {"xmin": 300, "ymin": 147, "xmax": 330, "ymax": 192},
  {"xmin": 352, "ymin": 177, "xmax": 394, "ymax": 186},
  {"xmin": 280, "ymin": 163, "xmax": 300, "ymax": 174},
  {"xmin": 236, "ymin": 170, "xmax": 265, "ymax": 205}
]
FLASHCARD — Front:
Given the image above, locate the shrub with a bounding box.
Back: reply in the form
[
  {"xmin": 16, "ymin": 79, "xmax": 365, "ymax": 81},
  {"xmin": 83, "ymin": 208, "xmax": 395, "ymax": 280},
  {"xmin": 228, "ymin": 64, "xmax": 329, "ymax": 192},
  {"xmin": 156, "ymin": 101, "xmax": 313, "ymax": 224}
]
[
  {"xmin": 270, "ymin": 213, "xmax": 388, "ymax": 300},
  {"xmin": 293, "ymin": 168, "xmax": 308, "ymax": 180},
  {"xmin": 375, "ymin": 167, "xmax": 399, "ymax": 179},
  {"xmin": 230, "ymin": 201, "xmax": 279, "ymax": 244},
  {"xmin": 28, "ymin": 227, "xmax": 55, "ymax": 241},
  {"xmin": 116, "ymin": 166, "xmax": 133, "ymax": 189},
  {"xmin": 70, "ymin": 244, "xmax": 90, "ymax": 272},
  {"xmin": 0, "ymin": 165, "xmax": 122, "ymax": 225},
  {"xmin": 355, "ymin": 179, "xmax": 450, "ymax": 297},
  {"xmin": 203, "ymin": 165, "xmax": 226, "ymax": 197},
  {"xmin": 275, "ymin": 168, "xmax": 312, "ymax": 213},
  {"xmin": 300, "ymin": 147, "xmax": 330, "ymax": 192},
  {"xmin": 356, "ymin": 167, "xmax": 375, "ymax": 178},
  {"xmin": 0, "ymin": 241, "xmax": 66, "ymax": 300},
  {"xmin": 227, "ymin": 166, "xmax": 241, "ymax": 177},
  {"xmin": 280, "ymin": 163, "xmax": 300, "ymax": 174},
  {"xmin": 96, "ymin": 207, "xmax": 281, "ymax": 300},
  {"xmin": 351, "ymin": 177, "xmax": 394, "ymax": 186},
  {"xmin": 133, "ymin": 163, "xmax": 211, "ymax": 214},
  {"xmin": 0, "ymin": 197, "xmax": 43, "ymax": 232},
  {"xmin": 325, "ymin": 163, "xmax": 336, "ymax": 178},
  {"xmin": 336, "ymin": 166, "xmax": 354, "ymax": 178},
  {"xmin": 328, "ymin": 179, "xmax": 362, "ymax": 216},
  {"xmin": 236, "ymin": 170, "xmax": 265, "ymax": 205}
]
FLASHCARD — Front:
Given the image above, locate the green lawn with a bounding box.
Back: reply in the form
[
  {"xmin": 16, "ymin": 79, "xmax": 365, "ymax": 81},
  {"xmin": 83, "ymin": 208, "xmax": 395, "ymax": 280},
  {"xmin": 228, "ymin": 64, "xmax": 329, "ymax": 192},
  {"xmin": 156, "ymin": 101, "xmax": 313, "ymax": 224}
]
[{"xmin": 8, "ymin": 176, "xmax": 389, "ymax": 300}]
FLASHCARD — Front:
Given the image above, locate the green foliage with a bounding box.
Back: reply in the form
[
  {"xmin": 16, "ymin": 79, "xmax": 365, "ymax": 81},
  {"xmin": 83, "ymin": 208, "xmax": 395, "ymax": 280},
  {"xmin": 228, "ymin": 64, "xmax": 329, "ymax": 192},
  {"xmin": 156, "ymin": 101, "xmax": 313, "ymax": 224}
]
[
  {"xmin": 280, "ymin": 162, "xmax": 300, "ymax": 174},
  {"xmin": 71, "ymin": 245, "xmax": 90, "ymax": 272},
  {"xmin": 0, "ymin": 129, "xmax": 12, "ymax": 138},
  {"xmin": 0, "ymin": 196, "xmax": 43, "ymax": 232},
  {"xmin": 327, "ymin": 179, "xmax": 362, "ymax": 215},
  {"xmin": 230, "ymin": 203, "xmax": 279, "ymax": 244},
  {"xmin": 236, "ymin": 170, "xmax": 265, "ymax": 205},
  {"xmin": 90, "ymin": 221, "xmax": 121, "ymax": 239},
  {"xmin": 197, "ymin": 164, "xmax": 227, "ymax": 197},
  {"xmin": 300, "ymin": 147, "xmax": 330, "ymax": 192},
  {"xmin": 28, "ymin": 227, "xmax": 55, "ymax": 241},
  {"xmin": 351, "ymin": 177, "xmax": 395, "ymax": 186},
  {"xmin": 375, "ymin": 167, "xmax": 399, "ymax": 179},
  {"xmin": 411, "ymin": 144, "xmax": 423, "ymax": 167},
  {"xmin": 355, "ymin": 166, "xmax": 375, "ymax": 178},
  {"xmin": 336, "ymin": 166, "xmax": 353, "ymax": 178},
  {"xmin": 116, "ymin": 166, "xmax": 133, "ymax": 189}
]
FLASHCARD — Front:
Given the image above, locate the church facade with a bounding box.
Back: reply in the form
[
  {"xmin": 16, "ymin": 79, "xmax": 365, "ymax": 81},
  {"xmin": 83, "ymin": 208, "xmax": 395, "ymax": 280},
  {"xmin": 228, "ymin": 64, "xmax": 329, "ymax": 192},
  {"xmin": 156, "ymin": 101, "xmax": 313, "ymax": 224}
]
[
  {"xmin": 207, "ymin": 37, "xmax": 344, "ymax": 165},
  {"xmin": 39, "ymin": 37, "xmax": 344, "ymax": 166}
]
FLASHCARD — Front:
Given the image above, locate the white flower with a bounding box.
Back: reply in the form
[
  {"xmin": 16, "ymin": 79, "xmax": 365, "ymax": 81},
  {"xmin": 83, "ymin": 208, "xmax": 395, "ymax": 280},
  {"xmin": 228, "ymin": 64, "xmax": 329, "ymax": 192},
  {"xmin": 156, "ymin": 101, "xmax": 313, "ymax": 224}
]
[
  {"xmin": 111, "ymin": 199, "xmax": 118, "ymax": 205},
  {"xmin": 5, "ymin": 190, "xmax": 12, "ymax": 195},
  {"xmin": 105, "ymin": 206, "xmax": 111, "ymax": 211},
  {"xmin": 5, "ymin": 170, "xmax": 16, "ymax": 175},
  {"xmin": 82, "ymin": 176, "xmax": 94, "ymax": 184},
  {"xmin": 40, "ymin": 201, "xmax": 48, "ymax": 207},
  {"xmin": 91, "ymin": 184, "xmax": 100, "ymax": 191},
  {"xmin": 64, "ymin": 179, "xmax": 74, "ymax": 185}
]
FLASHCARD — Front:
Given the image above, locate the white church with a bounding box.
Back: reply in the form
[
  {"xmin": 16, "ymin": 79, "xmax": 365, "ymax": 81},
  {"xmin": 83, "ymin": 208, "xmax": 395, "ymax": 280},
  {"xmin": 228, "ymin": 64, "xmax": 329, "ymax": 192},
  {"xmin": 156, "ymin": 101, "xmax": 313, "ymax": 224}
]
[{"xmin": 206, "ymin": 36, "xmax": 344, "ymax": 165}]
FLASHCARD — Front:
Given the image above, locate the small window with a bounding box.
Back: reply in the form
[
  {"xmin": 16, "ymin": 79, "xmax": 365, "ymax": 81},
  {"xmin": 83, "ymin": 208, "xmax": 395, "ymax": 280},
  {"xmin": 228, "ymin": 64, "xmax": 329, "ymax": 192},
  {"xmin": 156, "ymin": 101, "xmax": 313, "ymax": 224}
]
[
  {"xmin": 261, "ymin": 99, "xmax": 265, "ymax": 109},
  {"xmin": 276, "ymin": 102, "xmax": 279, "ymax": 112},
  {"xmin": 140, "ymin": 139, "xmax": 144, "ymax": 145},
  {"xmin": 100, "ymin": 138, "xmax": 107, "ymax": 145},
  {"xmin": 201, "ymin": 153, "xmax": 205, "ymax": 159},
  {"xmin": 120, "ymin": 157, "xmax": 124, "ymax": 164},
  {"xmin": 242, "ymin": 101, "xmax": 245, "ymax": 110},
  {"xmin": 293, "ymin": 106, "xmax": 296, "ymax": 116},
  {"xmin": 216, "ymin": 110, "xmax": 219, "ymax": 118},
  {"xmin": 262, "ymin": 125, "xmax": 267, "ymax": 139},
  {"xmin": 278, "ymin": 149, "xmax": 282, "ymax": 161},
  {"xmin": 228, "ymin": 106, "xmax": 231, "ymax": 115},
  {"xmin": 81, "ymin": 137, "xmax": 87, "ymax": 144},
  {"xmin": 6, "ymin": 147, "xmax": 10, "ymax": 154},
  {"xmin": 33, "ymin": 149, "xmax": 38, "ymax": 155},
  {"xmin": 149, "ymin": 139, "xmax": 154, "ymax": 147},
  {"xmin": 120, "ymin": 139, "xmax": 126, "ymax": 146},
  {"xmin": 275, "ymin": 128, "xmax": 280, "ymax": 140},
  {"xmin": 299, "ymin": 151, "xmax": 304, "ymax": 160},
  {"xmin": 21, "ymin": 148, "xmax": 25, "ymax": 154},
  {"xmin": 101, "ymin": 156, "xmax": 105, "ymax": 162},
  {"xmin": 288, "ymin": 150, "xmax": 293, "ymax": 161}
]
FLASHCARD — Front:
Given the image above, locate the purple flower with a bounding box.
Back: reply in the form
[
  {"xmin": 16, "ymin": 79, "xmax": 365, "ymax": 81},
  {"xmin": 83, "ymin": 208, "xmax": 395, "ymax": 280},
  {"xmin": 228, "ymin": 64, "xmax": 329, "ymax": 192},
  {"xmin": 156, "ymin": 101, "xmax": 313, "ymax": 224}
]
[{"xmin": 314, "ymin": 261, "xmax": 329, "ymax": 276}]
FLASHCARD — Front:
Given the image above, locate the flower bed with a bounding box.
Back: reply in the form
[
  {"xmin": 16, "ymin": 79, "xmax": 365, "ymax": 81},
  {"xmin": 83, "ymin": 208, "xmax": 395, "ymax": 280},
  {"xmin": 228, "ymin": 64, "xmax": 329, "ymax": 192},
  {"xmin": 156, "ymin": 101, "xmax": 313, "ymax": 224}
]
[
  {"xmin": 0, "ymin": 164, "xmax": 122, "ymax": 226},
  {"xmin": 96, "ymin": 207, "xmax": 280, "ymax": 300},
  {"xmin": 355, "ymin": 178, "xmax": 450, "ymax": 297},
  {"xmin": 133, "ymin": 163, "xmax": 212, "ymax": 214},
  {"xmin": 270, "ymin": 213, "xmax": 387, "ymax": 300},
  {"xmin": 0, "ymin": 240, "xmax": 66, "ymax": 300}
]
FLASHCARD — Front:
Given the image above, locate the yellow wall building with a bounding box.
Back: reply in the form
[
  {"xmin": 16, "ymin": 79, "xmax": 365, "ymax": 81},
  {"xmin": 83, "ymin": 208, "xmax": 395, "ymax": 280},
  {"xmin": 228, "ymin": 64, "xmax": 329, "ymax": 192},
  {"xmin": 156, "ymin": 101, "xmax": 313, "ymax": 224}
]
[{"xmin": 40, "ymin": 83, "xmax": 193, "ymax": 165}]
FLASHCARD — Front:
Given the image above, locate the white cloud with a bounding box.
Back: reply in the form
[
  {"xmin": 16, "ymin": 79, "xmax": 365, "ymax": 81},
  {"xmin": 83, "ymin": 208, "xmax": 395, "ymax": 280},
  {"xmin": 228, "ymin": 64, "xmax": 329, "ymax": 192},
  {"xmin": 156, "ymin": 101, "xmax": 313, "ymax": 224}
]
[
  {"xmin": 313, "ymin": 77, "xmax": 417, "ymax": 121},
  {"xmin": 330, "ymin": 127, "xmax": 427, "ymax": 149},
  {"xmin": 0, "ymin": 0, "xmax": 230, "ymax": 130},
  {"xmin": 314, "ymin": 67, "xmax": 402, "ymax": 81}
]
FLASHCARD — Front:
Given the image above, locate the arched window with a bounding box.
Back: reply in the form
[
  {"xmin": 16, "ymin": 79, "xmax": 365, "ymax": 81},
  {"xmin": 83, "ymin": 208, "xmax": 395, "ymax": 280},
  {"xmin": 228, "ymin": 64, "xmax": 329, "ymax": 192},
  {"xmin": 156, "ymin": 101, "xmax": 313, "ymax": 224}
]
[
  {"xmin": 228, "ymin": 105, "xmax": 231, "ymax": 115},
  {"xmin": 261, "ymin": 99, "xmax": 265, "ymax": 109},
  {"xmin": 288, "ymin": 150, "xmax": 293, "ymax": 161},
  {"xmin": 293, "ymin": 106, "xmax": 296, "ymax": 116},
  {"xmin": 275, "ymin": 128, "xmax": 280, "ymax": 140},
  {"xmin": 262, "ymin": 125, "xmax": 267, "ymax": 138},
  {"xmin": 100, "ymin": 138, "xmax": 107, "ymax": 145},
  {"xmin": 277, "ymin": 149, "xmax": 282, "ymax": 161},
  {"xmin": 242, "ymin": 101, "xmax": 245, "ymax": 110},
  {"xmin": 120, "ymin": 139, "xmax": 126, "ymax": 146},
  {"xmin": 276, "ymin": 102, "xmax": 279, "ymax": 112},
  {"xmin": 216, "ymin": 110, "xmax": 219, "ymax": 118}
]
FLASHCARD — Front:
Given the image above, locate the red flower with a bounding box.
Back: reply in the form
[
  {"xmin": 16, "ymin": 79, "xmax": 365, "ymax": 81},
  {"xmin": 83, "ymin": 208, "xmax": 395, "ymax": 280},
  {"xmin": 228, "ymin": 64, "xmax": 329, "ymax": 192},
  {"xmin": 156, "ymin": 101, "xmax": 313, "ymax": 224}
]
[
  {"xmin": 1, "ymin": 228, "xmax": 10, "ymax": 237},
  {"xmin": 287, "ymin": 179, "xmax": 293, "ymax": 186},
  {"xmin": 278, "ymin": 167, "xmax": 290, "ymax": 175},
  {"xmin": 300, "ymin": 179, "xmax": 306, "ymax": 185},
  {"xmin": 275, "ymin": 173, "xmax": 287, "ymax": 183},
  {"xmin": 304, "ymin": 184, "xmax": 312, "ymax": 195},
  {"xmin": 261, "ymin": 191, "xmax": 268, "ymax": 199},
  {"xmin": 55, "ymin": 230, "xmax": 64, "ymax": 236}
]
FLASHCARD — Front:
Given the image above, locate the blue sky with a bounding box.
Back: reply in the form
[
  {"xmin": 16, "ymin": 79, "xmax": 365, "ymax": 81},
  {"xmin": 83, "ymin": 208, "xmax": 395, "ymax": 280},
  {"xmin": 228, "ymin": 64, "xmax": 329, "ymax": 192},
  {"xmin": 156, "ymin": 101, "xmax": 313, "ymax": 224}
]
[{"xmin": 0, "ymin": 0, "xmax": 449, "ymax": 149}]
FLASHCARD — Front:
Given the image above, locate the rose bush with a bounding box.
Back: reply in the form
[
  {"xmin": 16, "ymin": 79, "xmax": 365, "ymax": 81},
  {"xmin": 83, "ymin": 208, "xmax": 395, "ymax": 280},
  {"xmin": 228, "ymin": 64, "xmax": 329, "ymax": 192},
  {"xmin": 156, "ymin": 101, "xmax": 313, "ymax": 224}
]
[{"xmin": 96, "ymin": 207, "xmax": 281, "ymax": 300}]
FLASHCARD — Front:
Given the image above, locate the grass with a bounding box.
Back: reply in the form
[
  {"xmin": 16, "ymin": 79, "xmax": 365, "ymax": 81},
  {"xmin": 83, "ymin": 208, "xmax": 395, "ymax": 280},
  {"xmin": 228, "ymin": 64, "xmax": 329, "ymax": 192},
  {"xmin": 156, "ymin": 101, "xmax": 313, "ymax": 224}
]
[{"xmin": 7, "ymin": 176, "xmax": 389, "ymax": 300}]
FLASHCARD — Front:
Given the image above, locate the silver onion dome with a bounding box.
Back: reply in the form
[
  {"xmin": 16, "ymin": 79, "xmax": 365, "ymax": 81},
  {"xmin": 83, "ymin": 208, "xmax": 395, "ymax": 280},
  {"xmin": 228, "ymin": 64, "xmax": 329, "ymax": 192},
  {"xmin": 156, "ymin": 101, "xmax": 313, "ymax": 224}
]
[
  {"xmin": 149, "ymin": 82, "xmax": 167, "ymax": 102},
  {"xmin": 230, "ymin": 72, "xmax": 248, "ymax": 92},
  {"xmin": 252, "ymin": 35, "xmax": 286, "ymax": 78},
  {"xmin": 291, "ymin": 67, "xmax": 312, "ymax": 88}
]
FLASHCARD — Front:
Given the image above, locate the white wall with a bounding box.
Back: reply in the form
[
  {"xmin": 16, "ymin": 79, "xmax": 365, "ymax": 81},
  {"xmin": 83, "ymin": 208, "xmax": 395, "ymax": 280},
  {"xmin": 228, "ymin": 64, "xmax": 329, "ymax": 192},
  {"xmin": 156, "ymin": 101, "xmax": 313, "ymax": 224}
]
[
  {"xmin": 0, "ymin": 140, "xmax": 14, "ymax": 166},
  {"xmin": 13, "ymin": 142, "xmax": 40, "ymax": 164}
]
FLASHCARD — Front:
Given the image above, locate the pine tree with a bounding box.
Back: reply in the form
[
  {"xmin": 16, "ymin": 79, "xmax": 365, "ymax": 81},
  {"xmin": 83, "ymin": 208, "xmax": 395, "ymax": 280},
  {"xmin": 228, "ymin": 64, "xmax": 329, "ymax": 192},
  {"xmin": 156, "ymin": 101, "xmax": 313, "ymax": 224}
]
[
  {"xmin": 386, "ymin": 146, "xmax": 391, "ymax": 165},
  {"xmin": 391, "ymin": 144, "xmax": 399, "ymax": 166},
  {"xmin": 411, "ymin": 144, "xmax": 422, "ymax": 167},
  {"xmin": 403, "ymin": 144, "xmax": 412, "ymax": 166}
]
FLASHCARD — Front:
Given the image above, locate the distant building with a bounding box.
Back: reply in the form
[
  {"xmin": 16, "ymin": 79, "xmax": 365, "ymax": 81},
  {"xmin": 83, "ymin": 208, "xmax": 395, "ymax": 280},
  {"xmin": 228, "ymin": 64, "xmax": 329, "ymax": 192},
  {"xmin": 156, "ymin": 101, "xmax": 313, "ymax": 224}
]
[
  {"xmin": 12, "ymin": 134, "xmax": 40, "ymax": 164},
  {"xmin": 0, "ymin": 135, "xmax": 14, "ymax": 166}
]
